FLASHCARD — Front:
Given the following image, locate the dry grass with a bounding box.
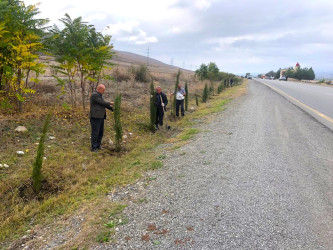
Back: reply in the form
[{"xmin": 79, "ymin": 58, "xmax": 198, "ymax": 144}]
[{"xmin": 0, "ymin": 65, "xmax": 247, "ymax": 248}]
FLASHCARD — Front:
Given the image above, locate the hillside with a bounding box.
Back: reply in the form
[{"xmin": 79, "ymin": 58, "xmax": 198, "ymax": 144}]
[{"xmin": 111, "ymin": 50, "xmax": 193, "ymax": 74}]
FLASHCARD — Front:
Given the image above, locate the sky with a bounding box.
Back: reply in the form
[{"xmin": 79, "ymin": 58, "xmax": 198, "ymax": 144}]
[{"xmin": 23, "ymin": 0, "xmax": 333, "ymax": 76}]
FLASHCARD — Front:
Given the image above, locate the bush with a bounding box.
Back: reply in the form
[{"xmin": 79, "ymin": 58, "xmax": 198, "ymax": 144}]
[
  {"xmin": 149, "ymin": 83, "xmax": 157, "ymax": 131},
  {"xmin": 113, "ymin": 67, "xmax": 131, "ymax": 82},
  {"xmin": 202, "ymin": 83, "xmax": 208, "ymax": 103},
  {"xmin": 172, "ymin": 70, "xmax": 181, "ymax": 116},
  {"xmin": 32, "ymin": 113, "xmax": 51, "ymax": 192},
  {"xmin": 185, "ymin": 81, "xmax": 188, "ymax": 111},
  {"xmin": 130, "ymin": 65, "xmax": 151, "ymax": 83},
  {"xmin": 113, "ymin": 94, "xmax": 123, "ymax": 152}
]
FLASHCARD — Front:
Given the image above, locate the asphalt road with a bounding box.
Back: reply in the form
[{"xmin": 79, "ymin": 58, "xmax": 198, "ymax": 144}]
[
  {"xmin": 100, "ymin": 81, "xmax": 333, "ymax": 249},
  {"xmin": 255, "ymin": 79, "xmax": 333, "ymax": 130}
]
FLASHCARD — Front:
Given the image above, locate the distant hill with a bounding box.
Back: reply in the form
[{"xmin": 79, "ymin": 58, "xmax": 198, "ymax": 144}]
[{"xmin": 111, "ymin": 50, "xmax": 193, "ymax": 74}]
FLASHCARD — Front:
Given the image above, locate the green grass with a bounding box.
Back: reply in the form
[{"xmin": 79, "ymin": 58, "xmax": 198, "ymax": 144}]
[{"xmin": 179, "ymin": 128, "xmax": 200, "ymax": 141}]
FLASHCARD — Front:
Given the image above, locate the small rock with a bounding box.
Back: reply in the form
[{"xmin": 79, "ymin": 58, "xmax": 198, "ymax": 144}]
[
  {"xmin": 123, "ymin": 135, "xmax": 128, "ymax": 140},
  {"xmin": 190, "ymin": 106, "xmax": 195, "ymax": 111},
  {"xmin": 0, "ymin": 164, "xmax": 3, "ymax": 168},
  {"xmin": 109, "ymin": 139, "xmax": 114, "ymax": 145},
  {"xmin": 129, "ymin": 132, "xmax": 133, "ymax": 136},
  {"xmin": 14, "ymin": 126, "xmax": 28, "ymax": 132},
  {"xmin": 17, "ymin": 151, "xmax": 25, "ymax": 155},
  {"xmin": 35, "ymin": 143, "xmax": 39, "ymax": 145},
  {"xmin": 43, "ymin": 157, "xmax": 47, "ymax": 160},
  {"xmin": 47, "ymin": 145, "xmax": 51, "ymax": 148},
  {"xmin": 49, "ymin": 136, "xmax": 56, "ymax": 140},
  {"xmin": 4, "ymin": 164, "xmax": 9, "ymax": 168},
  {"xmin": 115, "ymin": 227, "xmax": 119, "ymax": 232}
]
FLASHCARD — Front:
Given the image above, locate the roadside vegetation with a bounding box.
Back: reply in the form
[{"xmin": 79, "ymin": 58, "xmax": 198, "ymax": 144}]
[{"xmin": 0, "ymin": 0, "xmax": 246, "ymax": 248}]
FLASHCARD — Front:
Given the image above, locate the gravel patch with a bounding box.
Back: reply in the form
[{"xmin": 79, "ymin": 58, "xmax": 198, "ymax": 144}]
[{"xmin": 95, "ymin": 81, "xmax": 333, "ymax": 250}]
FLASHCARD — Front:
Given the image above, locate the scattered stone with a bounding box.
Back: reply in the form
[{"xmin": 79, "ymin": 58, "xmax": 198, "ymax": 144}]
[
  {"xmin": 190, "ymin": 106, "xmax": 195, "ymax": 112},
  {"xmin": 141, "ymin": 234, "xmax": 150, "ymax": 242},
  {"xmin": 49, "ymin": 136, "xmax": 56, "ymax": 140},
  {"xmin": 129, "ymin": 132, "xmax": 133, "ymax": 136},
  {"xmin": 147, "ymin": 223, "xmax": 157, "ymax": 231},
  {"xmin": 123, "ymin": 135, "xmax": 128, "ymax": 140},
  {"xmin": 17, "ymin": 151, "xmax": 25, "ymax": 155},
  {"xmin": 14, "ymin": 126, "xmax": 28, "ymax": 132},
  {"xmin": 124, "ymin": 236, "xmax": 132, "ymax": 241},
  {"xmin": 0, "ymin": 164, "xmax": 2, "ymax": 168},
  {"xmin": 43, "ymin": 157, "xmax": 47, "ymax": 160},
  {"xmin": 4, "ymin": 164, "xmax": 9, "ymax": 168},
  {"xmin": 109, "ymin": 139, "xmax": 114, "ymax": 145}
]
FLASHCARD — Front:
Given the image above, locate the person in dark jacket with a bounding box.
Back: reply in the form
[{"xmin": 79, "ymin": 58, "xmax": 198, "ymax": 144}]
[
  {"xmin": 155, "ymin": 86, "xmax": 168, "ymax": 130},
  {"xmin": 90, "ymin": 84, "xmax": 113, "ymax": 152}
]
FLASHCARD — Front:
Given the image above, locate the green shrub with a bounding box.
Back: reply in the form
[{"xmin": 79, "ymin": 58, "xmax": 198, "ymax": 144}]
[
  {"xmin": 185, "ymin": 81, "xmax": 188, "ymax": 111},
  {"xmin": 113, "ymin": 94, "xmax": 123, "ymax": 152},
  {"xmin": 202, "ymin": 83, "xmax": 208, "ymax": 103},
  {"xmin": 149, "ymin": 83, "xmax": 157, "ymax": 131},
  {"xmin": 32, "ymin": 113, "xmax": 51, "ymax": 192},
  {"xmin": 130, "ymin": 65, "xmax": 151, "ymax": 82}
]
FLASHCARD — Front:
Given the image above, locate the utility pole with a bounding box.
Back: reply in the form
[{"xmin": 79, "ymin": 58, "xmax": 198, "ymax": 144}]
[{"xmin": 170, "ymin": 57, "xmax": 174, "ymax": 66}]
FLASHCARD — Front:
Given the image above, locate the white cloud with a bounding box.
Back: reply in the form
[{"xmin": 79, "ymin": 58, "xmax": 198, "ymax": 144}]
[
  {"xmin": 105, "ymin": 20, "xmax": 158, "ymax": 45},
  {"xmin": 194, "ymin": 0, "xmax": 213, "ymax": 10}
]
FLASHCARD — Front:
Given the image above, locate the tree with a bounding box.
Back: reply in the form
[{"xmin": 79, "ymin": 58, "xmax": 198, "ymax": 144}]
[
  {"xmin": 32, "ymin": 113, "xmax": 51, "ymax": 192},
  {"xmin": 308, "ymin": 67, "xmax": 315, "ymax": 80},
  {"xmin": 149, "ymin": 82, "xmax": 157, "ymax": 132},
  {"xmin": 184, "ymin": 81, "xmax": 188, "ymax": 111},
  {"xmin": 172, "ymin": 69, "xmax": 181, "ymax": 117},
  {"xmin": 265, "ymin": 70, "xmax": 275, "ymax": 78},
  {"xmin": 202, "ymin": 83, "xmax": 208, "ymax": 103},
  {"xmin": 209, "ymin": 81, "xmax": 214, "ymax": 96},
  {"xmin": 195, "ymin": 63, "xmax": 208, "ymax": 80},
  {"xmin": 113, "ymin": 94, "xmax": 123, "ymax": 152},
  {"xmin": 0, "ymin": 0, "xmax": 48, "ymax": 112},
  {"xmin": 275, "ymin": 69, "xmax": 281, "ymax": 79},
  {"xmin": 207, "ymin": 62, "xmax": 219, "ymax": 81},
  {"xmin": 47, "ymin": 14, "xmax": 113, "ymax": 109}
]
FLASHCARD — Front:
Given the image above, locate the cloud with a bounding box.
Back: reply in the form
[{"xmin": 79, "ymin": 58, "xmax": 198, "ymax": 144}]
[
  {"xmin": 22, "ymin": 0, "xmax": 333, "ymax": 74},
  {"xmin": 105, "ymin": 20, "xmax": 158, "ymax": 45}
]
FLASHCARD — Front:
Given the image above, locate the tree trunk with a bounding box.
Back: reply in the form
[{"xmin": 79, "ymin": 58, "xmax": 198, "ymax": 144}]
[{"xmin": 17, "ymin": 68, "xmax": 23, "ymax": 112}]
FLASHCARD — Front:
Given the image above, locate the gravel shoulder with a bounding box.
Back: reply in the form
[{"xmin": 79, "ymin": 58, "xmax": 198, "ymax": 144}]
[{"xmin": 98, "ymin": 81, "xmax": 333, "ymax": 250}]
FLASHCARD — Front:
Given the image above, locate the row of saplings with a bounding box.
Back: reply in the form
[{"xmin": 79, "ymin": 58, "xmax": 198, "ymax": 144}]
[{"xmin": 31, "ymin": 72, "xmax": 238, "ymax": 194}]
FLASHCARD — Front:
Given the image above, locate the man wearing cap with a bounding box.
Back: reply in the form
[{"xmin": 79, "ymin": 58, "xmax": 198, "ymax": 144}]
[{"xmin": 90, "ymin": 84, "xmax": 113, "ymax": 152}]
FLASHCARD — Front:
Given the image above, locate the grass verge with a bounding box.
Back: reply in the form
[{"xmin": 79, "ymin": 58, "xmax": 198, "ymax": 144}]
[{"xmin": 0, "ymin": 80, "xmax": 247, "ymax": 248}]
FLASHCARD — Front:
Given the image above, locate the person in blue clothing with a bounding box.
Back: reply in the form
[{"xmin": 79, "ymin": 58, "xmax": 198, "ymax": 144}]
[{"xmin": 175, "ymin": 84, "xmax": 186, "ymax": 117}]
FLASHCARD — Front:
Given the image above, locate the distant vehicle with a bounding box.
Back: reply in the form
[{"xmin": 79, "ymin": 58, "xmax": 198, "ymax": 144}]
[
  {"xmin": 279, "ymin": 76, "xmax": 287, "ymax": 81},
  {"xmin": 247, "ymin": 75, "xmax": 253, "ymax": 79},
  {"xmin": 270, "ymin": 76, "xmax": 274, "ymax": 80}
]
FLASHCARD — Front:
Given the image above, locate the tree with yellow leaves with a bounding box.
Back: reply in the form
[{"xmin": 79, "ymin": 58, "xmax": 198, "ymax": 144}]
[{"xmin": 0, "ymin": 0, "xmax": 48, "ymax": 112}]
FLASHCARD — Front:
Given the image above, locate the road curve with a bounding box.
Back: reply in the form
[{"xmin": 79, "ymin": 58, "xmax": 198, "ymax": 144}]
[
  {"xmin": 98, "ymin": 81, "xmax": 333, "ymax": 250},
  {"xmin": 255, "ymin": 78, "xmax": 333, "ymax": 130}
]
